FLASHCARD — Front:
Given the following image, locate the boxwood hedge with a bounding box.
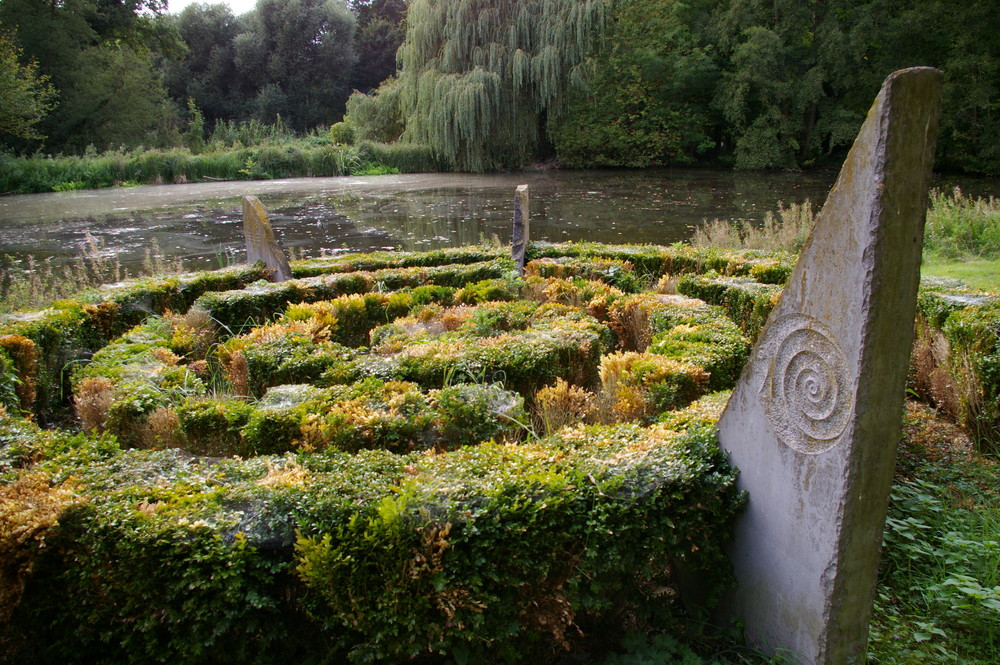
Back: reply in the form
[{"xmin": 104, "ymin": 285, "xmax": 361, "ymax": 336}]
[{"xmin": 0, "ymin": 241, "xmax": 831, "ymax": 665}]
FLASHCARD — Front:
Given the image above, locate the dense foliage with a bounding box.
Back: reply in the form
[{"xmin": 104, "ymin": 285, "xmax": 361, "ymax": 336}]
[
  {"xmin": 0, "ymin": 0, "xmax": 996, "ymax": 174},
  {"xmin": 0, "ymin": 243, "xmax": 764, "ymax": 663},
  {"xmin": 349, "ymin": 0, "xmax": 1000, "ymax": 173},
  {"xmin": 0, "ymin": 0, "xmax": 406, "ymax": 153}
]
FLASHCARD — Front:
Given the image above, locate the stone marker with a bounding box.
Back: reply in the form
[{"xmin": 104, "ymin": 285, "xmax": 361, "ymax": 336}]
[
  {"xmin": 512, "ymin": 184, "xmax": 529, "ymax": 276},
  {"xmin": 716, "ymin": 67, "xmax": 942, "ymax": 665},
  {"xmin": 242, "ymin": 195, "xmax": 293, "ymax": 282}
]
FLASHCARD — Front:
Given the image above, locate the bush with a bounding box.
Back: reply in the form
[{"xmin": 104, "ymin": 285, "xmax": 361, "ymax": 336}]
[
  {"xmin": 0, "ymin": 243, "xmax": 765, "ymax": 664},
  {"xmin": 0, "ymin": 393, "xmax": 742, "ymax": 664},
  {"xmin": 645, "ymin": 298, "xmax": 751, "ymax": 392},
  {"xmin": 676, "ymin": 274, "xmax": 783, "ymax": 341},
  {"xmin": 911, "ymin": 284, "xmax": 1000, "ymax": 454}
]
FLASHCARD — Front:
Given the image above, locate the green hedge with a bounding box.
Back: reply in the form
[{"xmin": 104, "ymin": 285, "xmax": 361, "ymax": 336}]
[
  {"xmin": 0, "ymin": 264, "xmax": 270, "ymax": 422},
  {"xmin": 911, "ymin": 282, "xmax": 1000, "ymax": 453},
  {"xmin": 0, "ymin": 242, "xmax": 766, "ymax": 664},
  {"xmin": 676, "ymin": 274, "xmax": 784, "ymax": 341},
  {"xmin": 526, "ymin": 256, "xmax": 645, "ymax": 293},
  {"xmin": 172, "ymin": 380, "xmax": 526, "ymax": 457},
  {"xmin": 0, "ymin": 393, "xmax": 741, "ymax": 664},
  {"xmin": 195, "ymin": 259, "xmax": 518, "ymax": 332},
  {"xmin": 527, "ymin": 241, "xmax": 794, "ymax": 284},
  {"xmin": 290, "ymin": 246, "xmax": 505, "ymax": 278},
  {"xmin": 644, "ymin": 298, "xmax": 751, "ymax": 392}
]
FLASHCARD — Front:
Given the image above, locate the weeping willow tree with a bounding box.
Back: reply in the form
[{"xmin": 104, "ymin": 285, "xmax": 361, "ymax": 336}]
[{"xmin": 358, "ymin": 0, "xmax": 610, "ymax": 171}]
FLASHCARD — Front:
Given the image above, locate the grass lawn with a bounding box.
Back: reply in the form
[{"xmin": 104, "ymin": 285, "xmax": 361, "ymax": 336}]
[{"xmin": 921, "ymin": 258, "xmax": 1000, "ymax": 291}]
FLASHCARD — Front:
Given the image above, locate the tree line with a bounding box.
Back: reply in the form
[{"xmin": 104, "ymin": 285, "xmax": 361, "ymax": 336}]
[
  {"xmin": 348, "ymin": 0, "xmax": 998, "ymax": 173},
  {"xmin": 1, "ymin": 0, "xmax": 997, "ymax": 175},
  {"xmin": 0, "ymin": 0, "xmax": 405, "ymax": 153}
]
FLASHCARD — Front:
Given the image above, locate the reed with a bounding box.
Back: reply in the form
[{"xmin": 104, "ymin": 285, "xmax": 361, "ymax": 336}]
[
  {"xmin": 0, "ymin": 234, "xmax": 182, "ymax": 315},
  {"xmin": 0, "ymin": 135, "xmax": 432, "ymax": 195},
  {"xmin": 924, "ymin": 187, "xmax": 1000, "ymax": 260},
  {"xmin": 690, "ymin": 201, "xmax": 816, "ymax": 254}
]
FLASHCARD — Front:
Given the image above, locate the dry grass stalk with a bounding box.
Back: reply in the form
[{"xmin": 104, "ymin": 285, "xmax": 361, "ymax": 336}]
[
  {"xmin": 534, "ymin": 378, "xmax": 592, "ymax": 436},
  {"xmin": 74, "ymin": 376, "xmax": 115, "ymax": 432},
  {"xmin": 691, "ymin": 200, "xmax": 816, "ymax": 253},
  {"xmin": 225, "ymin": 350, "xmax": 250, "ymax": 397},
  {"xmin": 144, "ymin": 407, "xmax": 181, "ymax": 449},
  {"xmin": 0, "ymin": 472, "xmax": 82, "ymax": 622}
]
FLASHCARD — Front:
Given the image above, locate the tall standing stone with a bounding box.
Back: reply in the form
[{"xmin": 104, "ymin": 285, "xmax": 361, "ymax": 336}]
[
  {"xmin": 512, "ymin": 184, "xmax": 530, "ymax": 276},
  {"xmin": 716, "ymin": 68, "xmax": 942, "ymax": 665},
  {"xmin": 242, "ymin": 195, "xmax": 293, "ymax": 282}
]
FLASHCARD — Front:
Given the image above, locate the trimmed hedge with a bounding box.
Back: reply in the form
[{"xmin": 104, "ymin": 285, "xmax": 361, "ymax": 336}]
[
  {"xmin": 1, "ymin": 395, "xmax": 742, "ymax": 664},
  {"xmin": 0, "ymin": 242, "xmax": 792, "ymax": 664},
  {"xmin": 606, "ymin": 294, "xmax": 751, "ymax": 393},
  {"xmin": 0, "ymin": 265, "xmax": 270, "ymax": 422},
  {"xmin": 676, "ymin": 274, "xmax": 784, "ymax": 341},
  {"xmin": 195, "ymin": 259, "xmax": 518, "ymax": 332},
  {"xmin": 290, "ymin": 246, "xmax": 506, "ymax": 278},
  {"xmin": 526, "ymin": 256, "xmax": 644, "ymax": 293},
  {"xmin": 911, "ymin": 282, "xmax": 1000, "ymax": 453},
  {"xmin": 527, "ymin": 241, "xmax": 794, "ymax": 284},
  {"xmin": 172, "ymin": 380, "xmax": 526, "ymax": 457}
]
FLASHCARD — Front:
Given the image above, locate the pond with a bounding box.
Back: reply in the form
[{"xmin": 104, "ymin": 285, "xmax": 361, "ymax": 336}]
[{"xmin": 0, "ymin": 168, "xmax": 994, "ymax": 272}]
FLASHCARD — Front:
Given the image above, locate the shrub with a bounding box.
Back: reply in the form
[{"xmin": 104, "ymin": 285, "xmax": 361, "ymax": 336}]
[
  {"xmin": 645, "ymin": 299, "xmax": 751, "ymax": 392},
  {"xmin": 0, "ymin": 243, "xmax": 761, "ymax": 664},
  {"xmin": 526, "ymin": 257, "xmax": 644, "ymax": 293},
  {"xmin": 597, "ymin": 351, "xmax": 710, "ymax": 423},
  {"xmin": 911, "ymin": 285, "xmax": 1000, "ymax": 454},
  {"xmin": 676, "ymin": 274, "xmax": 784, "ymax": 340}
]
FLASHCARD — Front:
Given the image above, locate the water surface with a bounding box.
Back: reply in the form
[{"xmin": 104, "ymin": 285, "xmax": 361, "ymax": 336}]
[{"xmin": 1, "ymin": 168, "xmax": 982, "ymax": 272}]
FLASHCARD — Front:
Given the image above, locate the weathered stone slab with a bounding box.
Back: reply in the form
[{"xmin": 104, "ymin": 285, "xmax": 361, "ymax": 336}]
[
  {"xmin": 716, "ymin": 67, "xmax": 942, "ymax": 665},
  {"xmin": 242, "ymin": 195, "xmax": 292, "ymax": 282},
  {"xmin": 512, "ymin": 184, "xmax": 529, "ymax": 276}
]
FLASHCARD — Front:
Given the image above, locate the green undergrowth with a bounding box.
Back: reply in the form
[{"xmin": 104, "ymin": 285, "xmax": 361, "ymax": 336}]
[{"xmin": 867, "ymin": 403, "xmax": 1000, "ymax": 665}]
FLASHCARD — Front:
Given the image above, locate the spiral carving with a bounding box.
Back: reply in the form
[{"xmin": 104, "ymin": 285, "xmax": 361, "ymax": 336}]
[{"xmin": 758, "ymin": 314, "xmax": 853, "ymax": 454}]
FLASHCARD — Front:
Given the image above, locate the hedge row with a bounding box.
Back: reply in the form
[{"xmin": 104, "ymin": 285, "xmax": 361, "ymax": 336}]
[
  {"xmin": 0, "ymin": 393, "xmax": 742, "ymax": 664},
  {"xmin": 604, "ymin": 294, "xmax": 751, "ymax": 393},
  {"xmin": 194, "ymin": 259, "xmax": 519, "ymax": 332},
  {"xmin": 528, "ymin": 241, "xmax": 794, "ymax": 285},
  {"xmin": 0, "ymin": 243, "xmax": 791, "ymax": 424},
  {"xmin": 676, "ymin": 274, "xmax": 784, "ymax": 341},
  {"xmin": 911, "ymin": 282, "xmax": 1000, "ymax": 453},
  {"xmin": 0, "ymin": 264, "xmax": 271, "ymax": 421},
  {"xmin": 0, "ymin": 242, "xmax": 793, "ymax": 664},
  {"xmin": 672, "ymin": 272, "xmax": 1000, "ymax": 453}
]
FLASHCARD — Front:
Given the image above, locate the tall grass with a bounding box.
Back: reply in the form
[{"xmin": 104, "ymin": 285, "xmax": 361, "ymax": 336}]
[
  {"xmin": 924, "ymin": 187, "xmax": 1000, "ymax": 260},
  {"xmin": 691, "ymin": 189, "xmax": 1000, "ymax": 264},
  {"xmin": 0, "ymin": 121, "xmax": 438, "ymax": 195},
  {"xmin": 691, "ymin": 201, "xmax": 816, "ymax": 253},
  {"xmin": 0, "ymin": 234, "xmax": 182, "ymax": 315}
]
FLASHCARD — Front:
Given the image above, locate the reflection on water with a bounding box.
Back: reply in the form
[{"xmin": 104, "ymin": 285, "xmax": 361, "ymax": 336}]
[{"xmin": 1, "ymin": 167, "xmax": 989, "ymax": 272}]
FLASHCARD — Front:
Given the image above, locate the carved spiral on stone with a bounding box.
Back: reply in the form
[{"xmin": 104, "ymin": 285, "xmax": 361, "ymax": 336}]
[{"xmin": 759, "ymin": 314, "xmax": 853, "ymax": 454}]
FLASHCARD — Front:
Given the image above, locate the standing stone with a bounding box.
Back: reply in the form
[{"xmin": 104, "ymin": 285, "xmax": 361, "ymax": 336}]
[
  {"xmin": 716, "ymin": 68, "xmax": 942, "ymax": 665},
  {"xmin": 242, "ymin": 195, "xmax": 293, "ymax": 282},
  {"xmin": 512, "ymin": 184, "xmax": 530, "ymax": 276}
]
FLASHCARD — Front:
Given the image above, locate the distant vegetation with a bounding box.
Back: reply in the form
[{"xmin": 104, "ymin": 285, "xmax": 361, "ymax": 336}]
[
  {"xmin": 1, "ymin": 0, "xmax": 999, "ymax": 179},
  {"xmin": 347, "ymin": 0, "xmax": 1000, "ymax": 174}
]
